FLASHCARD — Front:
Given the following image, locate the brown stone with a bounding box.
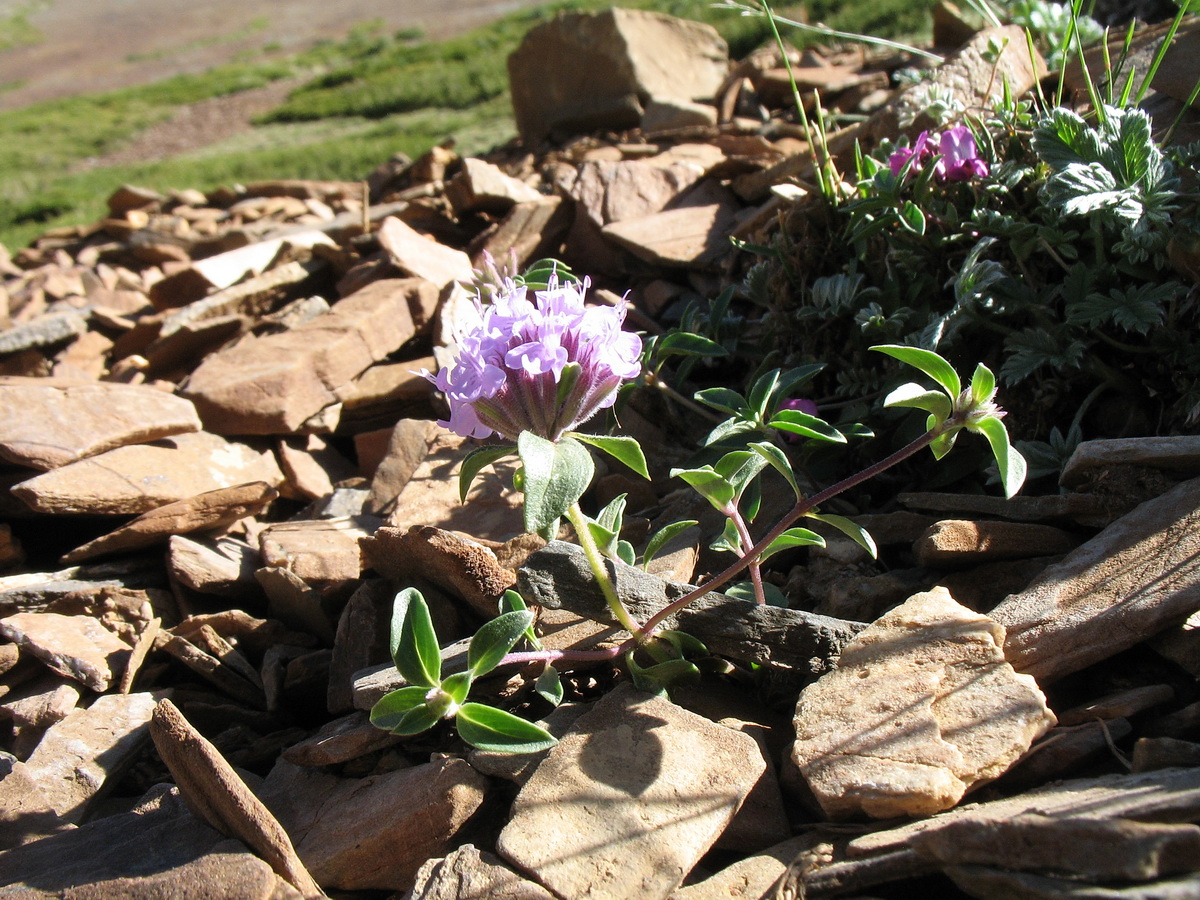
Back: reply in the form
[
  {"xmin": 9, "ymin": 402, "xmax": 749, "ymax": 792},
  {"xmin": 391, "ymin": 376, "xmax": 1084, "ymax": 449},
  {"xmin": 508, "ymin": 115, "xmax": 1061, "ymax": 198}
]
[
  {"xmin": 377, "ymin": 217, "xmax": 474, "ymax": 291},
  {"xmin": 0, "ymin": 612, "xmax": 130, "ymax": 691},
  {"xmin": 361, "ymin": 525, "xmax": 516, "ymax": 619},
  {"xmin": 410, "ymin": 845, "xmax": 556, "ymax": 900},
  {"xmin": 0, "ymin": 377, "xmax": 201, "ymax": 470},
  {"xmin": 11, "ymin": 431, "xmax": 284, "ymax": 515},
  {"xmin": 150, "ymin": 699, "xmax": 323, "ymax": 898},
  {"xmin": 913, "ymin": 518, "xmax": 1082, "ymax": 567},
  {"xmin": 363, "ymin": 418, "xmax": 439, "ymax": 514},
  {"xmin": 259, "ymin": 517, "xmax": 373, "ymax": 586},
  {"xmin": 61, "ymin": 481, "xmax": 279, "ymax": 564},
  {"xmin": 446, "ymin": 157, "xmax": 542, "ymax": 215},
  {"xmin": 601, "ymin": 180, "xmax": 741, "ymax": 270},
  {"xmin": 181, "ymin": 277, "xmax": 435, "ymax": 434},
  {"xmin": 276, "ymin": 434, "xmax": 357, "ymax": 500}
]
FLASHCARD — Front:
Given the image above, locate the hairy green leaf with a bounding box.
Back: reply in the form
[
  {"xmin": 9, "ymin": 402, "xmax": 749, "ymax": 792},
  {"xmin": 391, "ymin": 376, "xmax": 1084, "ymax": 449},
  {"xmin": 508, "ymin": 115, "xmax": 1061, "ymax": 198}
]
[
  {"xmin": 370, "ymin": 686, "xmax": 440, "ymax": 735},
  {"xmin": 518, "ymin": 432, "xmax": 594, "ymax": 536},
  {"xmin": 458, "ymin": 445, "xmax": 516, "ymax": 503},
  {"xmin": 391, "ymin": 590, "xmax": 441, "ymax": 689},
  {"xmin": 570, "ymin": 434, "xmax": 650, "ymax": 479},
  {"xmin": 643, "ymin": 519, "xmax": 699, "ymax": 568},
  {"xmin": 748, "ymin": 441, "xmax": 801, "ymax": 499},
  {"xmin": 456, "ymin": 703, "xmax": 557, "ymax": 753},
  {"xmin": 974, "ymin": 415, "xmax": 1028, "ymax": 499},
  {"xmin": 872, "ymin": 345, "xmax": 961, "ymax": 397},
  {"xmin": 768, "ymin": 409, "xmax": 846, "ymax": 443},
  {"xmin": 468, "ymin": 609, "xmax": 535, "ymax": 677}
]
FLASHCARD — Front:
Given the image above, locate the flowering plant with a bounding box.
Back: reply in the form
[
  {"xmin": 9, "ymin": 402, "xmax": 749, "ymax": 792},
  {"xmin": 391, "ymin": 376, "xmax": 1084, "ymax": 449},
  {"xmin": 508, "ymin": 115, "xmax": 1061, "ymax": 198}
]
[{"xmin": 372, "ymin": 256, "xmax": 1027, "ymax": 752}]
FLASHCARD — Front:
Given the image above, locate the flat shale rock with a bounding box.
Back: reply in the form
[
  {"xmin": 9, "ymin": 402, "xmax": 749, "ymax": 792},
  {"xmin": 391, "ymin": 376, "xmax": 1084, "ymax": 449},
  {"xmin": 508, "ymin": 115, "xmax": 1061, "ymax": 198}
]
[
  {"xmin": 181, "ymin": 277, "xmax": 436, "ymax": 434},
  {"xmin": 0, "ymin": 377, "xmax": 201, "ymax": 470},
  {"xmin": 508, "ymin": 8, "xmax": 729, "ymax": 144},
  {"xmin": 11, "ymin": 431, "xmax": 284, "ymax": 515},
  {"xmin": 0, "ymin": 612, "xmax": 129, "ymax": 691},
  {"xmin": 377, "ymin": 216, "xmax": 474, "ymax": 290},
  {"xmin": 601, "ymin": 180, "xmax": 741, "ymax": 269},
  {"xmin": 410, "ymin": 844, "xmax": 556, "ymax": 900},
  {"xmin": 788, "ymin": 587, "xmax": 1056, "ymax": 820},
  {"xmin": 446, "ymin": 158, "xmax": 542, "ymax": 215},
  {"xmin": 61, "ymin": 481, "xmax": 278, "ymax": 564},
  {"xmin": 260, "ymin": 756, "xmax": 488, "ymax": 892},
  {"xmin": 497, "ymin": 683, "xmax": 765, "ymax": 900},
  {"xmin": 991, "ymin": 475, "xmax": 1200, "ymax": 683},
  {"xmin": 0, "ymin": 786, "xmax": 302, "ymax": 899}
]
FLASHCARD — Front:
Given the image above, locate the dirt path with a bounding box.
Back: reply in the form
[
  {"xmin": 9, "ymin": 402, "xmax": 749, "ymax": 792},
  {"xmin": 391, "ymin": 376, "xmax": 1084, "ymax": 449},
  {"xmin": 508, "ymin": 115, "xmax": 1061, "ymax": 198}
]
[{"xmin": 0, "ymin": 0, "xmax": 550, "ymax": 112}]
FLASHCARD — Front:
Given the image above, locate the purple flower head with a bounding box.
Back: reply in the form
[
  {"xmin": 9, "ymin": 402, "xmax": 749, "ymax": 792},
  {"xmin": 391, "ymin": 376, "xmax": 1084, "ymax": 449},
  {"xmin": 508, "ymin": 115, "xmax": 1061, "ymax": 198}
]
[
  {"xmin": 428, "ymin": 274, "xmax": 643, "ymax": 442},
  {"xmin": 888, "ymin": 126, "xmax": 988, "ymax": 183},
  {"xmin": 888, "ymin": 130, "xmax": 936, "ymax": 177},
  {"xmin": 936, "ymin": 126, "xmax": 989, "ymax": 182}
]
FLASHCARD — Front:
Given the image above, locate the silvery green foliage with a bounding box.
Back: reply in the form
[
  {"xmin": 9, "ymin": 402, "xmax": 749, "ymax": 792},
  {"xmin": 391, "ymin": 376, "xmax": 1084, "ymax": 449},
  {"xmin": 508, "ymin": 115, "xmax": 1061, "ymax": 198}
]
[
  {"xmin": 998, "ymin": 0, "xmax": 1104, "ymax": 69},
  {"xmin": 1033, "ymin": 105, "xmax": 1179, "ymax": 263}
]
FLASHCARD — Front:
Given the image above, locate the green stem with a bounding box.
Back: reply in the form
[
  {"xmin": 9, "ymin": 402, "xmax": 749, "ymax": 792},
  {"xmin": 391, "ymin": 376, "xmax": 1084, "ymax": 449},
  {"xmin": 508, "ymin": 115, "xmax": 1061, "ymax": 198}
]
[{"xmin": 565, "ymin": 502, "xmax": 643, "ymax": 637}]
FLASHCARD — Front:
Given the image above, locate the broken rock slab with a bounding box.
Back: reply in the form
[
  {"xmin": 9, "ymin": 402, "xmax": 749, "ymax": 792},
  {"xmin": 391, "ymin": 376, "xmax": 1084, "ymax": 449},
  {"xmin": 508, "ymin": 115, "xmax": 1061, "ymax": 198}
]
[
  {"xmin": 181, "ymin": 276, "xmax": 437, "ymax": 434},
  {"xmin": 11, "ymin": 431, "xmax": 284, "ymax": 515},
  {"xmin": 0, "ymin": 377, "xmax": 201, "ymax": 470},
  {"xmin": 60, "ymin": 481, "xmax": 279, "ymax": 564},
  {"xmin": 788, "ymin": 586, "xmax": 1056, "ymax": 820},
  {"xmin": 0, "ymin": 612, "xmax": 130, "ymax": 692},
  {"xmin": 508, "ymin": 8, "xmax": 729, "ymax": 144},
  {"xmin": 409, "ymin": 844, "xmax": 557, "ymax": 900},
  {"xmin": 497, "ymin": 683, "xmax": 766, "ymax": 900},
  {"xmin": 991, "ymin": 475, "xmax": 1200, "ymax": 684},
  {"xmin": 260, "ymin": 756, "xmax": 488, "ymax": 892}
]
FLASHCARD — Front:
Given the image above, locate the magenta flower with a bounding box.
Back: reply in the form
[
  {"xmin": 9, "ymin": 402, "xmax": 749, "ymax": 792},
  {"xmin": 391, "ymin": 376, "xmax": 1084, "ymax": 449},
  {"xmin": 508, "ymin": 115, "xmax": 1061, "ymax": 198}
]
[
  {"xmin": 888, "ymin": 126, "xmax": 988, "ymax": 183},
  {"xmin": 427, "ymin": 275, "xmax": 643, "ymax": 442},
  {"xmin": 936, "ymin": 127, "xmax": 989, "ymax": 182}
]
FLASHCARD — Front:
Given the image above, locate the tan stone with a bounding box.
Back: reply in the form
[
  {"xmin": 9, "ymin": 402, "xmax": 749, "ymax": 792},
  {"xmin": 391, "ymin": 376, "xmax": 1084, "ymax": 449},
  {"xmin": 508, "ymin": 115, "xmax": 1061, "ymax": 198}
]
[
  {"xmin": 360, "ymin": 525, "xmax": 516, "ymax": 619},
  {"xmin": 259, "ymin": 517, "xmax": 372, "ymax": 585},
  {"xmin": 181, "ymin": 277, "xmax": 434, "ymax": 434},
  {"xmin": 913, "ymin": 518, "xmax": 1082, "ymax": 566},
  {"xmin": 446, "ymin": 157, "xmax": 542, "ymax": 214},
  {"xmin": 11, "ymin": 431, "xmax": 283, "ymax": 515},
  {"xmin": 508, "ymin": 8, "xmax": 729, "ymax": 144},
  {"xmin": 0, "ymin": 612, "xmax": 130, "ymax": 691},
  {"xmin": 261, "ymin": 756, "xmax": 488, "ymax": 892},
  {"xmin": 0, "ymin": 377, "xmax": 201, "ymax": 469},
  {"xmin": 497, "ymin": 684, "xmax": 766, "ymax": 900},
  {"xmin": 789, "ymin": 587, "xmax": 1056, "ymax": 819},
  {"xmin": 601, "ymin": 180, "xmax": 741, "ymax": 269},
  {"xmin": 276, "ymin": 433, "xmax": 357, "ymax": 500},
  {"xmin": 61, "ymin": 481, "xmax": 279, "ymax": 563},
  {"xmin": 411, "ymin": 845, "xmax": 556, "ymax": 900},
  {"xmin": 363, "ymin": 417, "xmax": 439, "ymax": 514},
  {"xmin": 377, "ymin": 216, "xmax": 474, "ymax": 290}
]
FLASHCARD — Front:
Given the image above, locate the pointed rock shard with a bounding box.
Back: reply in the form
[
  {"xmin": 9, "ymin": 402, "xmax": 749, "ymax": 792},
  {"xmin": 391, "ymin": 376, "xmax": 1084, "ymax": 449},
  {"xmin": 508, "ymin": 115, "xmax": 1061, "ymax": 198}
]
[
  {"xmin": 789, "ymin": 587, "xmax": 1056, "ymax": 820},
  {"xmin": 0, "ymin": 377, "xmax": 201, "ymax": 470},
  {"xmin": 150, "ymin": 699, "xmax": 324, "ymax": 899},
  {"xmin": 497, "ymin": 683, "xmax": 765, "ymax": 900},
  {"xmin": 11, "ymin": 431, "xmax": 283, "ymax": 515},
  {"xmin": 377, "ymin": 217, "xmax": 474, "ymax": 291}
]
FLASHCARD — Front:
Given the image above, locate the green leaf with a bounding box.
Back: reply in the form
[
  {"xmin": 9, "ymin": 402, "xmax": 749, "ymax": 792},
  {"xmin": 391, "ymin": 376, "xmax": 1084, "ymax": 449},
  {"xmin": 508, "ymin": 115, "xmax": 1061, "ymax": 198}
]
[
  {"xmin": 459, "ymin": 445, "xmax": 516, "ymax": 503},
  {"xmin": 768, "ymin": 409, "xmax": 847, "ymax": 443},
  {"xmin": 872, "ymin": 345, "xmax": 961, "ymax": 398},
  {"xmin": 456, "ymin": 703, "xmax": 558, "ymax": 753},
  {"xmin": 715, "ymin": 450, "xmax": 768, "ymax": 503},
  {"xmin": 535, "ymin": 665, "xmax": 564, "ymax": 706},
  {"xmin": 882, "ymin": 382, "xmax": 953, "ymax": 422},
  {"xmin": 772, "ymin": 364, "xmax": 826, "ymax": 405},
  {"xmin": 643, "ymin": 519, "xmax": 699, "ymax": 568},
  {"xmin": 616, "ymin": 540, "xmax": 637, "ymax": 566},
  {"xmin": 468, "ymin": 610, "xmax": 535, "ymax": 678},
  {"xmin": 658, "ymin": 331, "xmax": 729, "ymax": 358},
  {"xmin": 710, "ymin": 517, "xmax": 743, "ymax": 555},
  {"xmin": 805, "ymin": 512, "xmax": 878, "ymax": 558},
  {"xmin": 499, "ymin": 589, "xmax": 542, "ymax": 647},
  {"xmin": 441, "ymin": 671, "xmax": 473, "ymax": 705},
  {"xmin": 587, "ymin": 521, "xmax": 619, "ymax": 557},
  {"xmin": 970, "ymin": 363, "xmax": 997, "ymax": 407},
  {"xmin": 518, "ymin": 433, "xmax": 595, "ymax": 536},
  {"xmin": 671, "ymin": 465, "xmax": 735, "ymax": 512},
  {"xmin": 655, "ymin": 630, "xmax": 709, "ymax": 658},
  {"xmin": 594, "ymin": 493, "xmax": 627, "ymax": 535},
  {"xmin": 748, "ymin": 369, "xmax": 782, "ymax": 418},
  {"xmin": 899, "ymin": 199, "xmax": 927, "ymax": 235},
  {"xmin": 929, "ymin": 429, "xmax": 959, "ymax": 460},
  {"xmin": 759, "ymin": 527, "xmax": 825, "ymax": 563},
  {"xmin": 974, "ymin": 416, "xmax": 1028, "ymax": 499},
  {"xmin": 626, "ymin": 651, "xmax": 701, "ymax": 693},
  {"xmin": 570, "ymin": 434, "xmax": 650, "ymax": 479},
  {"xmin": 391, "ymin": 590, "xmax": 441, "ymax": 689},
  {"xmin": 748, "ymin": 441, "xmax": 801, "ymax": 499},
  {"xmin": 370, "ymin": 686, "xmax": 440, "ymax": 735},
  {"xmin": 703, "ymin": 417, "xmax": 759, "ymax": 447},
  {"xmin": 725, "ymin": 581, "xmax": 789, "ymax": 607},
  {"xmin": 693, "ymin": 387, "xmax": 749, "ymax": 417}
]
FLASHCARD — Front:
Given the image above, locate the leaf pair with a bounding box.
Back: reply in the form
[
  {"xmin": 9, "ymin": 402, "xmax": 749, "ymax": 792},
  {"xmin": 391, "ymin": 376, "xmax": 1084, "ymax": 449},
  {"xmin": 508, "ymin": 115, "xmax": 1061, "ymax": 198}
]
[
  {"xmin": 873, "ymin": 344, "xmax": 1027, "ymax": 498},
  {"xmin": 371, "ymin": 588, "xmax": 557, "ymax": 753}
]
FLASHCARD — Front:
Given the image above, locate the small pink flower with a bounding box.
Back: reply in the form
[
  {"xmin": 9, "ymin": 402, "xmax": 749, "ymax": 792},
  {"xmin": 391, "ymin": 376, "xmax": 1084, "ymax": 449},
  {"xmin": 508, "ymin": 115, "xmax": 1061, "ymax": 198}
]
[
  {"xmin": 888, "ymin": 130, "xmax": 936, "ymax": 177},
  {"xmin": 936, "ymin": 126, "xmax": 989, "ymax": 182}
]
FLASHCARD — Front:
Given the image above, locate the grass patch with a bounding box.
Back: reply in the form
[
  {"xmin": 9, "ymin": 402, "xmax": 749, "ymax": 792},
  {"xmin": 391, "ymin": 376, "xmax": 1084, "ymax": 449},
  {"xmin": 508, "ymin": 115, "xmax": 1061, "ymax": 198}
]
[{"xmin": 0, "ymin": 1, "xmax": 50, "ymax": 53}]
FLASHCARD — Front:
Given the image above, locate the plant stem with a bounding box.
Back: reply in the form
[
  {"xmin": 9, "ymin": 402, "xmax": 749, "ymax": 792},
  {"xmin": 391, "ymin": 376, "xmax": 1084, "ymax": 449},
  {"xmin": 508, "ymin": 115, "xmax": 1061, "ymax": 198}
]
[
  {"xmin": 728, "ymin": 507, "xmax": 768, "ymax": 605},
  {"xmin": 638, "ymin": 423, "xmax": 945, "ymax": 637},
  {"xmin": 565, "ymin": 502, "xmax": 643, "ymax": 637}
]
